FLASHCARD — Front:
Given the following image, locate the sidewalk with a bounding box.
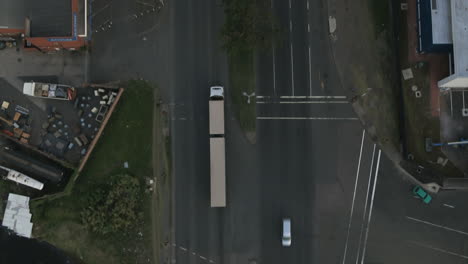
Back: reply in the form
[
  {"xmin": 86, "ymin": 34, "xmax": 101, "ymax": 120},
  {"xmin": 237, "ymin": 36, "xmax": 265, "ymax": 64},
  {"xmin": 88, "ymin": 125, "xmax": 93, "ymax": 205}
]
[{"xmin": 326, "ymin": 0, "xmax": 449, "ymax": 190}]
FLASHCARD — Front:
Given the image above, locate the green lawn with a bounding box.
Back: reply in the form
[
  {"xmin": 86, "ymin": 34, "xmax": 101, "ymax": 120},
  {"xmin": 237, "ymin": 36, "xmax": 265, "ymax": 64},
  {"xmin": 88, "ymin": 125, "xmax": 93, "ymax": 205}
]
[
  {"xmin": 32, "ymin": 80, "xmax": 155, "ymax": 264},
  {"xmin": 228, "ymin": 49, "xmax": 256, "ymax": 133}
]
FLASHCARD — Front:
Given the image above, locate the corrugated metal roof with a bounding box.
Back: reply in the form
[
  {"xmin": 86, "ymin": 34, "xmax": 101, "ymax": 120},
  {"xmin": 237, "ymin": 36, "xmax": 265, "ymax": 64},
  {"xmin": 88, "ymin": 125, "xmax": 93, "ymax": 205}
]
[
  {"xmin": 2, "ymin": 193, "xmax": 33, "ymax": 238},
  {"xmin": 0, "ymin": 0, "xmax": 72, "ymax": 37}
]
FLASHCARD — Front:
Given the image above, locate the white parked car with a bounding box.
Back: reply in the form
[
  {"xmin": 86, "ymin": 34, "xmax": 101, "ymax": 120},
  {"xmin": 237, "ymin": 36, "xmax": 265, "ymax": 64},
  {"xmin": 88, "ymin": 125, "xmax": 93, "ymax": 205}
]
[{"xmin": 282, "ymin": 218, "xmax": 291, "ymax": 247}]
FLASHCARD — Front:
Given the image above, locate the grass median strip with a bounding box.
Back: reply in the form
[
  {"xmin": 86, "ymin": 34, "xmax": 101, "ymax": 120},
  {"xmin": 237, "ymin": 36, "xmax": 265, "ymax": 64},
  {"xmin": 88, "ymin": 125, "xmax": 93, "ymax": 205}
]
[{"xmin": 228, "ymin": 49, "xmax": 256, "ymax": 133}]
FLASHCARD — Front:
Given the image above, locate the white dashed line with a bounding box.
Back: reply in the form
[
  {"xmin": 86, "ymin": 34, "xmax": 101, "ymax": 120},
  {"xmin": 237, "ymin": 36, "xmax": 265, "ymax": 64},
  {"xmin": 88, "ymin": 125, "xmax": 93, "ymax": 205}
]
[
  {"xmin": 179, "ymin": 246, "xmax": 187, "ymax": 251},
  {"xmin": 443, "ymin": 203, "xmax": 455, "ymax": 209},
  {"xmin": 200, "ymin": 256, "xmax": 207, "ymax": 260},
  {"xmin": 406, "ymin": 216, "xmax": 468, "ymax": 236}
]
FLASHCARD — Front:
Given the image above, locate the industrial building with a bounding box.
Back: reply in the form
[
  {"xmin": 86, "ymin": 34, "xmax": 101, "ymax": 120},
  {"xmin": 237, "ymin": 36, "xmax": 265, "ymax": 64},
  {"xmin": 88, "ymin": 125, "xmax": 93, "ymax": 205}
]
[
  {"xmin": 2, "ymin": 193, "xmax": 33, "ymax": 238},
  {"xmin": 417, "ymin": 0, "xmax": 468, "ymax": 90},
  {"xmin": 0, "ymin": 0, "xmax": 88, "ymax": 52}
]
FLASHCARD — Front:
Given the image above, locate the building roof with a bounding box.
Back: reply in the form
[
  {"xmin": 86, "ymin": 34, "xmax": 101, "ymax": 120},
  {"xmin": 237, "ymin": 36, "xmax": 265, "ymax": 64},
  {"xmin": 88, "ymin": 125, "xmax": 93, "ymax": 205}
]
[
  {"xmin": 439, "ymin": 0, "xmax": 468, "ymax": 88},
  {"xmin": 0, "ymin": 0, "xmax": 26, "ymax": 29},
  {"xmin": 451, "ymin": 0, "xmax": 468, "ymax": 75},
  {"xmin": 0, "ymin": 0, "xmax": 71, "ymax": 37},
  {"xmin": 431, "ymin": 0, "xmax": 452, "ymax": 44},
  {"xmin": 2, "ymin": 193, "xmax": 33, "ymax": 238}
]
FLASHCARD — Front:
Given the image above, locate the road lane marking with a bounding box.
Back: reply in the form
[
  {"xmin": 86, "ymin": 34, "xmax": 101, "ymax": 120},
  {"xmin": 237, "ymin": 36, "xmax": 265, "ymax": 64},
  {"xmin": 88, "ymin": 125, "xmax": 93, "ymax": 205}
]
[
  {"xmin": 179, "ymin": 246, "xmax": 187, "ymax": 251},
  {"xmin": 289, "ymin": 0, "xmax": 291, "ymax": 8},
  {"xmin": 408, "ymin": 240, "xmax": 468, "ymax": 260},
  {"xmin": 209, "ymin": 260, "xmax": 215, "ymax": 263},
  {"xmin": 342, "ymin": 129, "xmax": 366, "ymax": 264},
  {"xmin": 280, "ymin": 95, "xmax": 347, "ymax": 99},
  {"xmin": 356, "ymin": 144, "xmax": 376, "ymax": 264},
  {"xmin": 256, "ymin": 95, "xmax": 347, "ymax": 99},
  {"xmin": 257, "ymin": 116, "xmax": 359, "ymax": 120},
  {"xmin": 290, "ymin": 41, "xmax": 295, "ymax": 96},
  {"xmin": 272, "ymin": 47, "xmax": 277, "ymax": 96},
  {"xmin": 256, "ymin": 101, "xmax": 348, "ymax": 104},
  {"xmin": 200, "ymin": 256, "xmax": 207, "ymax": 260},
  {"xmin": 307, "ymin": 0, "xmax": 309, "ymax": 10},
  {"xmin": 308, "ymin": 46, "xmax": 312, "ymax": 96},
  {"xmin": 360, "ymin": 149, "xmax": 381, "ymax": 264},
  {"xmin": 443, "ymin": 203, "xmax": 455, "ymax": 209},
  {"xmin": 406, "ymin": 216, "xmax": 468, "ymax": 236}
]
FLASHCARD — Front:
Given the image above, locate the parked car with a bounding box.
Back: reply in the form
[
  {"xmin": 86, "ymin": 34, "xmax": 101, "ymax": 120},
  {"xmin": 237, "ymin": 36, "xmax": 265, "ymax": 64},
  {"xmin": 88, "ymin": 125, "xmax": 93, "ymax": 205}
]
[
  {"xmin": 413, "ymin": 186, "xmax": 432, "ymax": 204},
  {"xmin": 282, "ymin": 218, "xmax": 291, "ymax": 247}
]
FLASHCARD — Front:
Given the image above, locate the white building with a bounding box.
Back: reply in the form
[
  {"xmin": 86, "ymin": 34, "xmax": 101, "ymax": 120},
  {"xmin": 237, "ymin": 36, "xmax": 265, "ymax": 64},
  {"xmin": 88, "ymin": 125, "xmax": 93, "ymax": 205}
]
[
  {"xmin": 437, "ymin": 0, "xmax": 468, "ymax": 89},
  {"xmin": 2, "ymin": 193, "xmax": 33, "ymax": 238},
  {"xmin": 417, "ymin": 0, "xmax": 468, "ymax": 90}
]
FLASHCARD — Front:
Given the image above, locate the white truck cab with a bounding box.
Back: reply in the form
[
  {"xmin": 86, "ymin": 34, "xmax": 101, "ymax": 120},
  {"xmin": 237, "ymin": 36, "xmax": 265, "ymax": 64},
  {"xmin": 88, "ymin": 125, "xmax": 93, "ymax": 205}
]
[{"xmin": 210, "ymin": 86, "xmax": 224, "ymax": 99}]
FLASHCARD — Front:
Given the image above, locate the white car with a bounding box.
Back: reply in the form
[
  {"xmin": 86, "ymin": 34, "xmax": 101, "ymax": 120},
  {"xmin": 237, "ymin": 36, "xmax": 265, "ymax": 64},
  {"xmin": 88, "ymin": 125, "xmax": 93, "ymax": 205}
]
[{"xmin": 282, "ymin": 218, "xmax": 291, "ymax": 247}]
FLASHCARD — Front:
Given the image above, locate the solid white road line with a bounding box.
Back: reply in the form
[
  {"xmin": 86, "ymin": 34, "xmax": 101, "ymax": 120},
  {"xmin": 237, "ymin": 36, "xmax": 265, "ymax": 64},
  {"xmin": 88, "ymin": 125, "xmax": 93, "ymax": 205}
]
[
  {"xmin": 290, "ymin": 41, "xmax": 295, "ymax": 96},
  {"xmin": 408, "ymin": 240, "xmax": 468, "ymax": 260},
  {"xmin": 406, "ymin": 216, "xmax": 468, "ymax": 236},
  {"xmin": 272, "ymin": 46, "xmax": 277, "ymax": 96},
  {"xmin": 342, "ymin": 130, "xmax": 366, "ymax": 264},
  {"xmin": 355, "ymin": 144, "xmax": 376, "ymax": 264},
  {"xmin": 280, "ymin": 95, "xmax": 347, "ymax": 99},
  {"xmin": 257, "ymin": 116, "xmax": 359, "ymax": 121},
  {"xmin": 360, "ymin": 149, "xmax": 381, "ymax": 264},
  {"xmin": 307, "ymin": 0, "xmax": 309, "ymax": 10},
  {"xmin": 308, "ymin": 46, "xmax": 312, "ymax": 96},
  {"xmin": 256, "ymin": 101, "xmax": 348, "ymax": 104},
  {"xmin": 443, "ymin": 203, "xmax": 455, "ymax": 209}
]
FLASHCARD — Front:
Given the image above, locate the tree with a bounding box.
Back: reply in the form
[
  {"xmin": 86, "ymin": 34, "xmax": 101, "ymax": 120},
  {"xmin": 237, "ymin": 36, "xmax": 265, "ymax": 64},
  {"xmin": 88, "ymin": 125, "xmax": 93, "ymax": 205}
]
[
  {"xmin": 221, "ymin": 0, "xmax": 279, "ymax": 54},
  {"xmin": 81, "ymin": 174, "xmax": 142, "ymax": 235}
]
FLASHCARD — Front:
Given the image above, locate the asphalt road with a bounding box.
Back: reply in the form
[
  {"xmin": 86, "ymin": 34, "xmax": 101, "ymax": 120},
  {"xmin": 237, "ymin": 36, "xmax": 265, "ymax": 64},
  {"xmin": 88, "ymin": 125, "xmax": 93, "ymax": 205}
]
[
  {"xmin": 254, "ymin": 0, "xmax": 366, "ymax": 262},
  {"xmin": 88, "ymin": 0, "xmax": 468, "ymax": 264}
]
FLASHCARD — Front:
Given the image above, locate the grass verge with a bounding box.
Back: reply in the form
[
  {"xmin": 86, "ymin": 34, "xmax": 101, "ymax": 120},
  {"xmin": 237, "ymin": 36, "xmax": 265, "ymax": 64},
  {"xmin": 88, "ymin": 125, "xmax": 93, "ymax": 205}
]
[
  {"xmin": 31, "ymin": 80, "xmax": 155, "ymax": 264},
  {"xmin": 228, "ymin": 49, "xmax": 256, "ymax": 133},
  {"xmin": 397, "ymin": 9, "xmax": 462, "ymax": 181}
]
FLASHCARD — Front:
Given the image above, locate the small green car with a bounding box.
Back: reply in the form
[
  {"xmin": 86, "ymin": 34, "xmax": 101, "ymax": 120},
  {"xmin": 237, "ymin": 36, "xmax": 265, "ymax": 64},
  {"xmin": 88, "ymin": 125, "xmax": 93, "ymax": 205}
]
[{"xmin": 413, "ymin": 186, "xmax": 432, "ymax": 204}]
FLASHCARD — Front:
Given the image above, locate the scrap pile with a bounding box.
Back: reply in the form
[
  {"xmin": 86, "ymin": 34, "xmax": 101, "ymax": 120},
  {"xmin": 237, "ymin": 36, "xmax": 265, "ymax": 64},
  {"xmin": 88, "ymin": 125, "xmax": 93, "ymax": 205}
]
[{"xmin": 0, "ymin": 101, "xmax": 32, "ymax": 144}]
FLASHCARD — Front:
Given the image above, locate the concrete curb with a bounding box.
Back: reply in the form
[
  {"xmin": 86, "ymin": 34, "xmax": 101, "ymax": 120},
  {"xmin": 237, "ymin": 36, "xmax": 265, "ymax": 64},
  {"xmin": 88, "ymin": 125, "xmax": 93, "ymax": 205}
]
[{"xmin": 325, "ymin": 0, "xmax": 442, "ymax": 194}]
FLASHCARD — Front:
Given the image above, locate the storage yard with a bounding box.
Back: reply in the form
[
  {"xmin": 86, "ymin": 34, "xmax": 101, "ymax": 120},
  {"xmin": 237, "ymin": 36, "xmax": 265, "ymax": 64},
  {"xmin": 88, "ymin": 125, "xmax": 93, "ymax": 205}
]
[{"xmin": 0, "ymin": 80, "xmax": 123, "ymax": 193}]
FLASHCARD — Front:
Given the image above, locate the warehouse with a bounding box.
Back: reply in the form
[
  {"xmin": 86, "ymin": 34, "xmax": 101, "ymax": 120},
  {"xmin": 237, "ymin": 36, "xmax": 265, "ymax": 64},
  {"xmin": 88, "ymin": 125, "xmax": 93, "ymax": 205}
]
[{"xmin": 0, "ymin": 0, "xmax": 88, "ymax": 52}]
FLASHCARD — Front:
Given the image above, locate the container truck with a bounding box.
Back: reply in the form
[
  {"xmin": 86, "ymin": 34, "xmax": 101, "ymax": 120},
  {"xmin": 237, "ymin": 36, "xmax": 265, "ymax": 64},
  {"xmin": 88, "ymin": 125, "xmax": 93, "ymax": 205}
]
[{"xmin": 209, "ymin": 86, "xmax": 226, "ymax": 207}]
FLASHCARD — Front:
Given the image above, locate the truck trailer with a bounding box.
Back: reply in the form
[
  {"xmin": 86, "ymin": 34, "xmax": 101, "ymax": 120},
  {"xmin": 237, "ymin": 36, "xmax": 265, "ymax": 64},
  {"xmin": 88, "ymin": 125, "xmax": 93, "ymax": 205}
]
[{"xmin": 209, "ymin": 86, "xmax": 226, "ymax": 207}]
